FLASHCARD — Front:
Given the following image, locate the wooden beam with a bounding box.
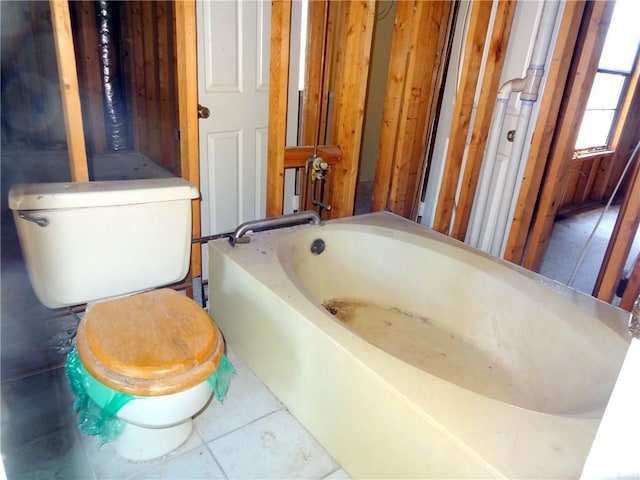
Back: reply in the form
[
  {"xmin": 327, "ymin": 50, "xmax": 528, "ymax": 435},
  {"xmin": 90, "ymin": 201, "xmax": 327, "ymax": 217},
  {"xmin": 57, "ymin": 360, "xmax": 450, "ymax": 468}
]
[
  {"xmin": 326, "ymin": 0, "xmax": 375, "ymax": 218},
  {"xmin": 504, "ymin": 1, "xmax": 586, "ymax": 264},
  {"xmin": 284, "ymin": 145, "xmax": 342, "ymax": 169},
  {"xmin": 50, "ymin": 0, "xmax": 89, "ymax": 182},
  {"xmin": 449, "ymin": 0, "xmax": 516, "ymax": 240},
  {"xmin": 174, "ymin": 0, "xmax": 201, "ymax": 280},
  {"xmin": 522, "ymin": 1, "xmax": 615, "ymax": 272},
  {"xmin": 433, "ymin": 0, "xmax": 493, "ymax": 234},
  {"xmin": 266, "ymin": 1, "xmax": 292, "ymax": 217}
]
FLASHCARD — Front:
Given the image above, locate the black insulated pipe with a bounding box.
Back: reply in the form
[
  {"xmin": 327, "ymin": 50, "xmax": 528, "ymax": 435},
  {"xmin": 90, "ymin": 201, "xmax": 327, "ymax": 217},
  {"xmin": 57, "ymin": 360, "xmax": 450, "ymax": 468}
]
[{"xmin": 95, "ymin": 0, "xmax": 129, "ymax": 151}]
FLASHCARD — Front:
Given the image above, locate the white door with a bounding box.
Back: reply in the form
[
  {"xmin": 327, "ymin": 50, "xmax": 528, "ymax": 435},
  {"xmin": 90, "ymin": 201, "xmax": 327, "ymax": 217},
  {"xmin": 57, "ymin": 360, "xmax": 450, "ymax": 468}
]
[{"xmin": 197, "ymin": 0, "xmax": 270, "ymax": 277}]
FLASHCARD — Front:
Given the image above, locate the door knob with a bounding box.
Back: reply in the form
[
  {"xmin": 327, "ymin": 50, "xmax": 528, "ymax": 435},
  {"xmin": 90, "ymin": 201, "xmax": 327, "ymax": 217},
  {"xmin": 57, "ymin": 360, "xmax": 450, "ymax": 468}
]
[{"xmin": 198, "ymin": 104, "xmax": 210, "ymax": 119}]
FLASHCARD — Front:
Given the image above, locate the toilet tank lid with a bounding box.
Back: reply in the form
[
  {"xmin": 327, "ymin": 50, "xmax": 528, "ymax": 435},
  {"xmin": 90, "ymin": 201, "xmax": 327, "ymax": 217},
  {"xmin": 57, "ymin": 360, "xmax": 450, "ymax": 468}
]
[{"xmin": 9, "ymin": 178, "xmax": 200, "ymax": 211}]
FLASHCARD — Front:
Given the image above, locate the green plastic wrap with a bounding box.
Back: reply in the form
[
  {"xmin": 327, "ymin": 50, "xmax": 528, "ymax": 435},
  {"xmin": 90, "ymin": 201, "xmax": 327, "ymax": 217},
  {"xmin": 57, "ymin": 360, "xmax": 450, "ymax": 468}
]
[
  {"xmin": 66, "ymin": 347, "xmax": 235, "ymax": 445},
  {"xmin": 207, "ymin": 353, "xmax": 236, "ymax": 401},
  {"xmin": 65, "ymin": 347, "xmax": 132, "ymax": 445}
]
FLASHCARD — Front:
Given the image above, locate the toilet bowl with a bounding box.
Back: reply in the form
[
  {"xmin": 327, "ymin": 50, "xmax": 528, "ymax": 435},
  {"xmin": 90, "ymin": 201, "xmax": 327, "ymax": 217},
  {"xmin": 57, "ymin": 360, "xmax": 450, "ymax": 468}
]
[
  {"xmin": 67, "ymin": 288, "xmax": 227, "ymax": 460},
  {"xmin": 8, "ymin": 178, "xmax": 233, "ymax": 460}
]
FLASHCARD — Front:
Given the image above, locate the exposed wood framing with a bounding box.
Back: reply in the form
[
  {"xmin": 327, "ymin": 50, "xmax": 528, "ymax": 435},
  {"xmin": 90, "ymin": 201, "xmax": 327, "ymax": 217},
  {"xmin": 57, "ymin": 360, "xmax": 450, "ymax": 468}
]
[
  {"xmin": 504, "ymin": 1, "xmax": 587, "ymax": 264},
  {"xmin": 432, "ymin": 0, "xmax": 493, "ymax": 233},
  {"xmin": 593, "ymin": 60, "xmax": 640, "ymax": 303},
  {"xmin": 558, "ymin": 151, "xmax": 613, "ymax": 212},
  {"xmin": 284, "ymin": 146, "xmax": 342, "ymax": 169},
  {"xmin": 266, "ymin": 1, "xmax": 292, "ymax": 217},
  {"xmin": 522, "ymin": 1, "xmax": 615, "ymax": 272},
  {"xmin": 50, "ymin": 0, "xmax": 89, "ymax": 182},
  {"xmin": 325, "ymin": 0, "xmax": 375, "ymax": 218},
  {"xmin": 448, "ymin": 1, "xmax": 516, "ymax": 239},
  {"xmin": 301, "ymin": 0, "xmax": 332, "ymax": 146},
  {"xmin": 298, "ymin": 0, "xmax": 335, "ymax": 211},
  {"xmin": 371, "ymin": 1, "xmax": 414, "ymax": 213},
  {"xmin": 174, "ymin": 0, "xmax": 201, "ymax": 281},
  {"xmin": 372, "ymin": 1, "xmax": 453, "ymax": 218}
]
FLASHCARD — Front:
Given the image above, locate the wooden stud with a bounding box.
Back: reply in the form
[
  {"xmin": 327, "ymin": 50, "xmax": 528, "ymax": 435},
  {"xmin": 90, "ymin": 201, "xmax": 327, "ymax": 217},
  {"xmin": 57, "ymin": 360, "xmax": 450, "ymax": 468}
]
[
  {"xmin": 433, "ymin": 0, "xmax": 493, "ymax": 233},
  {"xmin": 326, "ymin": 0, "xmax": 375, "ymax": 218},
  {"xmin": 522, "ymin": 1, "xmax": 615, "ymax": 272},
  {"xmin": 174, "ymin": 0, "xmax": 201, "ymax": 281},
  {"xmin": 392, "ymin": 1, "xmax": 453, "ymax": 219},
  {"xmin": 371, "ymin": 1, "xmax": 413, "ymax": 212},
  {"xmin": 302, "ymin": 0, "xmax": 329, "ymax": 146},
  {"xmin": 266, "ymin": 1, "xmax": 292, "ymax": 217},
  {"xmin": 299, "ymin": 0, "xmax": 331, "ymax": 211},
  {"xmin": 372, "ymin": 1, "xmax": 452, "ymax": 217},
  {"xmin": 50, "ymin": 0, "xmax": 89, "ymax": 182},
  {"xmin": 449, "ymin": 0, "xmax": 516, "ymax": 239},
  {"xmin": 504, "ymin": 1, "xmax": 587, "ymax": 264}
]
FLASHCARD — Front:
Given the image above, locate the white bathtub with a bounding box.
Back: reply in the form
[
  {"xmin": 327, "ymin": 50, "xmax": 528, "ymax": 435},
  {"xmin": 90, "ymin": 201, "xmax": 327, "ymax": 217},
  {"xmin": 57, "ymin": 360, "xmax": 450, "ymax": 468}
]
[{"xmin": 208, "ymin": 212, "xmax": 630, "ymax": 478}]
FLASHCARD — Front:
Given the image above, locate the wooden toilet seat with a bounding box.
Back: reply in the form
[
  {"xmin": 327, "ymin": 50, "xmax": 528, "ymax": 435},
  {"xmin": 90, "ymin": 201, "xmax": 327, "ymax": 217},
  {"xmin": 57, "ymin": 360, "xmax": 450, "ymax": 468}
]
[{"xmin": 76, "ymin": 288, "xmax": 224, "ymax": 396}]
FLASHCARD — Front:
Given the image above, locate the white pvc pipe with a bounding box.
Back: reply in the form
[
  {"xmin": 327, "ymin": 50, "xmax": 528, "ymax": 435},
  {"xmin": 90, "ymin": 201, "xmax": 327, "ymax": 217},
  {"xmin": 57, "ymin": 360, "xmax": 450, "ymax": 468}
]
[
  {"xmin": 490, "ymin": 100, "xmax": 534, "ymax": 255},
  {"xmin": 469, "ymin": 0, "xmax": 560, "ymax": 253},
  {"xmin": 467, "ymin": 98, "xmax": 508, "ymax": 247}
]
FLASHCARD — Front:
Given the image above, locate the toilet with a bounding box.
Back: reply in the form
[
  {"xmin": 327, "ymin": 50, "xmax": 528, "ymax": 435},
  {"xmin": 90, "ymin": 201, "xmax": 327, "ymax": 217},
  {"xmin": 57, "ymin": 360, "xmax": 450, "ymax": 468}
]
[{"xmin": 8, "ymin": 177, "xmax": 233, "ymax": 460}]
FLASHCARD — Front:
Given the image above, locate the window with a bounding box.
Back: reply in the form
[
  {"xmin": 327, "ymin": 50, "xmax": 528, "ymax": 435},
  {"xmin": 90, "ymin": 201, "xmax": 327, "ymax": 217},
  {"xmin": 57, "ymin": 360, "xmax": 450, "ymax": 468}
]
[{"xmin": 574, "ymin": 0, "xmax": 640, "ymax": 154}]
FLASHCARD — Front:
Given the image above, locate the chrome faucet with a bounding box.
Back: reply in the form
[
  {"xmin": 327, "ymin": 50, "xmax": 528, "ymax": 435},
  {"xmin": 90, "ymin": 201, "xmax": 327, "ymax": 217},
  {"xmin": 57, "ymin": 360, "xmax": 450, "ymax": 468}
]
[{"xmin": 229, "ymin": 210, "xmax": 322, "ymax": 247}]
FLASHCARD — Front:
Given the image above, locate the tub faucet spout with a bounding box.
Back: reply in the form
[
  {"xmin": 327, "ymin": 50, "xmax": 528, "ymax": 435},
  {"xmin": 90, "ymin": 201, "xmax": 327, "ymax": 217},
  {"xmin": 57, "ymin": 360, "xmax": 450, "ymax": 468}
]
[{"xmin": 229, "ymin": 210, "xmax": 322, "ymax": 247}]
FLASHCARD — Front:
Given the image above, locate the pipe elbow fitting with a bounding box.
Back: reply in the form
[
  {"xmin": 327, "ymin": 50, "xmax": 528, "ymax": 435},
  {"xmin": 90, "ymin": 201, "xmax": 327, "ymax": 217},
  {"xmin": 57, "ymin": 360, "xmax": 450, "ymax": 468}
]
[
  {"xmin": 520, "ymin": 67, "xmax": 544, "ymax": 102},
  {"xmin": 497, "ymin": 77, "xmax": 526, "ymax": 100}
]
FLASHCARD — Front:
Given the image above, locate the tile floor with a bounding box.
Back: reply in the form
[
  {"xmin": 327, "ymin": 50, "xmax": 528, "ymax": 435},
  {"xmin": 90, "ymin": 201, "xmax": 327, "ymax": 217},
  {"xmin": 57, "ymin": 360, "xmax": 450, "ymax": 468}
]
[{"xmin": 1, "ymin": 348, "xmax": 348, "ymax": 479}]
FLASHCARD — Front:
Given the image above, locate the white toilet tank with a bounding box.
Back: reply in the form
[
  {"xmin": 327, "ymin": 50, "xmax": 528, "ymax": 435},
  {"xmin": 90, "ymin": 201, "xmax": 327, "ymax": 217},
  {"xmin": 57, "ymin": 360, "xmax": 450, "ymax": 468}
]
[{"xmin": 9, "ymin": 177, "xmax": 200, "ymax": 308}]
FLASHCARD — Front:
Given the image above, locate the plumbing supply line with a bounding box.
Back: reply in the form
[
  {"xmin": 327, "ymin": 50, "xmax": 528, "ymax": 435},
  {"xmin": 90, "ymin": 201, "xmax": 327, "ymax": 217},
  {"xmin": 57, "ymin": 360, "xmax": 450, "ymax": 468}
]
[
  {"xmin": 490, "ymin": 100, "xmax": 535, "ymax": 256},
  {"xmin": 567, "ymin": 137, "xmax": 640, "ymax": 288},
  {"xmin": 469, "ymin": 0, "xmax": 560, "ymax": 251},
  {"xmin": 229, "ymin": 210, "xmax": 322, "ymax": 246},
  {"xmin": 468, "ymin": 98, "xmax": 508, "ymax": 246}
]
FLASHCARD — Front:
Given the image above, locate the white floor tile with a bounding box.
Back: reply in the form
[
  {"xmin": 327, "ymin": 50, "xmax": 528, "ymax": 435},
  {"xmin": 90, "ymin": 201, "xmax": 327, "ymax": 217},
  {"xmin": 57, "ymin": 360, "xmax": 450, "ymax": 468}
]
[
  {"xmin": 195, "ymin": 348, "xmax": 283, "ymax": 442},
  {"xmin": 131, "ymin": 446, "xmax": 225, "ymax": 479},
  {"xmin": 208, "ymin": 409, "xmax": 338, "ymax": 479},
  {"xmin": 80, "ymin": 424, "xmax": 204, "ymax": 479}
]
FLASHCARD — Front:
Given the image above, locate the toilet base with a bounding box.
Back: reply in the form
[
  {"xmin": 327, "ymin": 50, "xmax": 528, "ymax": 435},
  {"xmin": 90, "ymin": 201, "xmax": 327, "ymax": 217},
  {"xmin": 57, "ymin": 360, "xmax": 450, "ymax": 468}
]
[{"xmin": 111, "ymin": 419, "xmax": 193, "ymax": 461}]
